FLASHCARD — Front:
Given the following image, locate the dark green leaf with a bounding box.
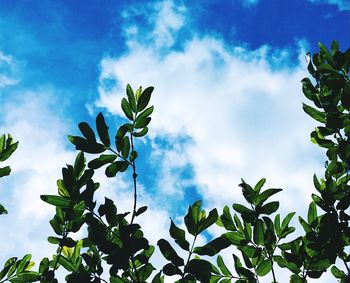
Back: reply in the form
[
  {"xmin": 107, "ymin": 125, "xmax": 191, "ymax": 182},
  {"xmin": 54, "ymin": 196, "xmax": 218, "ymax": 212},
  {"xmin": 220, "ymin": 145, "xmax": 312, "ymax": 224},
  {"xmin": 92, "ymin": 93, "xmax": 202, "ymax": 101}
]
[
  {"xmin": 121, "ymin": 98, "xmax": 134, "ymax": 120},
  {"xmin": 256, "ymin": 188, "xmax": 282, "ymax": 205},
  {"xmin": 198, "ymin": 208, "xmax": 218, "ymax": 233},
  {"xmin": 302, "ymin": 103, "xmax": 326, "ymax": 123},
  {"xmin": 186, "ymin": 259, "xmax": 211, "ymax": 283},
  {"xmin": 253, "ymin": 219, "xmax": 264, "ymax": 245},
  {"xmin": 40, "ymin": 195, "xmax": 71, "ymax": 208},
  {"xmin": 88, "ymin": 154, "xmax": 116, "ymax": 169},
  {"xmin": 137, "ymin": 87, "xmax": 154, "ymax": 112},
  {"xmin": 169, "ymin": 220, "xmax": 190, "ymax": 251},
  {"xmin": 193, "ymin": 236, "xmax": 230, "ymax": 256},
  {"xmin": 126, "ymin": 84, "xmax": 137, "ymax": 113},
  {"xmin": 256, "ymin": 259, "xmax": 272, "ymax": 276},
  {"xmin": 307, "ymin": 201, "xmax": 317, "ymax": 224},
  {"xmin": 260, "ymin": 201, "xmax": 279, "ymax": 215},
  {"xmin": 222, "ymin": 232, "xmax": 248, "ymax": 246},
  {"xmin": 0, "ymin": 166, "xmax": 11, "ymax": 178},
  {"xmin": 217, "ymin": 255, "xmax": 231, "ymax": 276},
  {"xmin": 157, "ymin": 239, "xmax": 184, "ymax": 267},
  {"xmin": 133, "ymin": 127, "xmax": 148, "ymax": 137},
  {"xmin": 96, "ymin": 113, "xmax": 110, "ymax": 147},
  {"xmin": 78, "ymin": 122, "xmax": 96, "ymax": 142},
  {"xmin": 135, "ymin": 206, "xmax": 147, "ymax": 216}
]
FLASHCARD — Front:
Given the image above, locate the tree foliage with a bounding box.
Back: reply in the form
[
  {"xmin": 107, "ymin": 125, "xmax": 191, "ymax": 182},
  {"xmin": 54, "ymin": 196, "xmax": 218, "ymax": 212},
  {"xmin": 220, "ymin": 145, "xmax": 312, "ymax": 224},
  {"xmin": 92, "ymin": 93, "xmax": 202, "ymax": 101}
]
[{"xmin": 0, "ymin": 41, "xmax": 350, "ymax": 282}]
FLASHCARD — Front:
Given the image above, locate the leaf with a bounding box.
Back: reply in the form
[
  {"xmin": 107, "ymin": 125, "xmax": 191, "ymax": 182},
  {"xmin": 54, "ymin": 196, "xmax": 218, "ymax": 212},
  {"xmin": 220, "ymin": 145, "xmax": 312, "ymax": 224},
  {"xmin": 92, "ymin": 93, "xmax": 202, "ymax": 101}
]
[
  {"xmin": 256, "ymin": 259, "xmax": 272, "ymax": 276},
  {"xmin": 169, "ymin": 220, "xmax": 190, "ymax": 251},
  {"xmin": 222, "ymin": 232, "xmax": 248, "ymax": 246},
  {"xmin": 121, "ymin": 136, "xmax": 130, "ymax": 158},
  {"xmin": 135, "ymin": 106, "xmax": 154, "ymax": 123},
  {"xmin": 331, "ymin": 265, "xmax": 346, "ymax": 278},
  {"xmin": 198, "ymin": 208, "xmax": 218, "ymax": 233},
  {"xmin": 281, "ymin": 212, "xmax": 295, "ymax": 231},
  {"xmin": 135, "ymin": 206, "xmax": 147, "ymax": 216},
  {"xmin": 73, "ymin": 151, "xmax": 85, "ymax": 178},
  {"xmin": 256, "ymin": 188, "xmax": 282, "ymax": 205},
  {"xmin": 253, "ymin": 219, "xmax": 264, "ymax": 245},
  {"xmin": 184, "ymin": 201, "xmax": 201, "ymax": 236},
  {"xmin": 193, "ymin": 236, "xmax": 230, "ymax": 256},
  {"xmin": 0, "ymin": 140, "xmax": 18, "ymax": 162},
  {"xmin": 298, "ymin": 216, "xmax": 312, "ymax": 233},
  {"xmin": 232, "ymin": 204, "xmax": 252, "ymax": 214},
  {"xmin": 239, "ymin": 180, "xmax": 256, "ymax": 204},
  {"xmin": 0, "ymin": 204, "xmax": 8, "ymax": 215},
  {"xmin": 16, "ymin": 254, "xmax": 32, "ymax": 274},
  {"xmin": 302, "ymin": 103, "xmax": 326, "ymax": 123},
  {"xmin": 307, "ymin": 201, "xmax": 317, "ymax": 225},
  {"xmin": 157, "ymin": 239, "xmax": 184, "ymax": 267},
  {"xmin": 260, "ymin": 201, "xmax": 279, "ymax": 215},
  {"xmin": 0, "ymin": 166, "xmax": 11, "ymax": 178},
  {"xmin": 217, "ymin": 255, "xmax": 231, "ymax": 276},
  {"xmin": 96, "ymin": 113, "xmax": 110, "ymax": 147},
  {"xmin": 40, "ymin": 195, "xmax": 71, "ymax": 208},
  {"xmin": 105, "ymin": 161, "xmax": 129, "ymax": 177},
  {"xmin": 133, "ymin": 127, "xmax": 148, "ymax": 137},
  {"xmin": 186, "ymin": 259, "xmax": 211, "ymax": 283},
  {"xmin": 162, "ymin": 263, "xmax": 182, "ymax": 276},
  {"xmin": 68, "ymin": 136, "xmax": 105, "ymax": 153},
  {"xmin": 137, "ymin": 86, "xmax": 154, "ymax": 112},
  {"xmin": 126, "ymin": 84, "xmax": 137, "ymax": 113},
  {"xmin": 121, "ymin": 98, "xmax": 134, "ymax": 120},
  {"xmin": 254, "ymin": 178, "xmax": 266, "ymax": 194},
  {"xmin": 135, "ymin": 117, "xmax": 151, "ymax": 129},
  {"xmin": 88, "ymin": 154, "xmax": 116, "ymax": 169},
  {"xmin": 78, "ymin": 122, "xmax": 96, "ymax": 142}
]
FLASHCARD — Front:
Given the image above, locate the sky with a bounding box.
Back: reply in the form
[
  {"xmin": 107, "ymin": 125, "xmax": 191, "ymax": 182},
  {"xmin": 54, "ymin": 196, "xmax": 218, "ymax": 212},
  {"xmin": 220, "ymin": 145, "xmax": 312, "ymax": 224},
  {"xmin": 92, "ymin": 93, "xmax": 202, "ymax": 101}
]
[{"xmin": 0, "ymin": 0, "xmax": 349, "ymax": 282}]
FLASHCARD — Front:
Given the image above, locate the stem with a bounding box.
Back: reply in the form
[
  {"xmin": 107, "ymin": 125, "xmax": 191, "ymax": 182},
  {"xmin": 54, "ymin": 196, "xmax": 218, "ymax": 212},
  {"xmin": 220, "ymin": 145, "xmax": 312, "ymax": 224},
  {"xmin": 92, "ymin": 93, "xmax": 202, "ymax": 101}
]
[
  {"xmin": 342, "ymin": 256, "xmax": 350, "ymax": 276},
  {"xmin": 130, "ymin": 133, "xmax": 137, "ymax": 224},
  {"xmin": 269, "ymin": 255, "xmax": 277, "ymax": 283},
  {"xmin": 53, "ymin": 223, "xmax": 69, "ymax": 271},
  {"xmin": 183, "ymin": 234, "xmax": 198, "ymax": 277}
]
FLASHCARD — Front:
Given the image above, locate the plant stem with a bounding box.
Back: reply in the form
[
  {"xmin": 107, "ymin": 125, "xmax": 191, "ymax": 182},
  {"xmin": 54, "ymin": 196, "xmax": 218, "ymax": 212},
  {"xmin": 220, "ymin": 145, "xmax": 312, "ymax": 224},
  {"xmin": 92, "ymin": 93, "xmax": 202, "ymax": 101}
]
[
  {"xmin": 130, "ymin": 132, "xmax": 137, "ymax": 224},
  {"xmin": 183, "ymin": 234, "xmax": 197, "ymax": 276}
]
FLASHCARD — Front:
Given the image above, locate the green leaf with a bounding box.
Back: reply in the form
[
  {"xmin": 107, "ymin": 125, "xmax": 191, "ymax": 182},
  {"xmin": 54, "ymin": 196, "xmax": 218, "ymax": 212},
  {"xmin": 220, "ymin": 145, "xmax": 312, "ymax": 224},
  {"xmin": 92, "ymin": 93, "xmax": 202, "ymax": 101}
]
[
  {"xmin": 331, "ymin": 40, "xmax": 339, "ymax": 55},
  {"xmin": 253, "ymin": 219, "xmax": 264, "ymax": 245},
  {"xmin": 16, "ymin": 254, "xmax": 32, "ymax": 274},
  {"xmin": 0, "ymin": 166, "xmax": 11, "ymax": 178},
  {"xmin": 193, "ymin": 236, "xmax": 230, "ymax": 256},
  {"xmin": 239, "ymin": 180, "xmax": 256, "ymax": 204},
  {"xmin": 260, "ymin": 201, "xmax": 279, "ymax": 215},
  {"xmin": 105, "ymin": 161, "xmax": 129, "ymax": 177},
  {"xmin": 162, "ymin": 263, "xmax": 182, "ymax": 276},
  {"xmin": 217, "ymin": 255, "xmax": 231, "ymax": 276},
  {"xmin": 121, "ymin": 136, "xmax": 130, "ymax": 158},
  {"xmin": 186, "ymin": 259, "xmax": 211, "ymax": 283},
  {"xmin": 0, "ymin": 140, "xmax": 18, "ymax": 162},
  {"xmin": 256, "ymin": 259, "xmax": 272, "ymax": 276},
  {"xmin": 281, "ymin": 212, "xmax": 295, "ymax": 231},
  {"xmin": 307, "ymin": 201, "xmax": 317, "ymax": 225},
  {"xmin": 96, "ymin": 112, "xmax": 110, "ymax": 147},
  {"xmin": 169, "ymin": 220, "xmax": 190, "ymax": 251},
  {"xmin": 135, "ymin": 117, "xmax": 151, "ymax": 129},
  {"xmin": 232, "ymin": 204, "xmax": 252, "ymax": 214},
  {"xmin": 220, "ymin": 205, "xmax": 236, "ymax": 231},
  {"xmin": 157, "ymin": 239, "xmax": 184, "ymax": 267},
  {"xmin": 198, "ymin": 208, "xmax": 218, "ymax": 233},
  {"xmin": 298, "ymin": 216, "xmax": 312, "ymax": 233},
  {"xmin": 254, "ymin": 178, "xmax": 266, "ymax": 194},
  {"xmin": 274, "ymin": 214, "xmax": 281, "ymax": 236},
  {"xmin": 137, "ymin": 86, "xmax": 154, "ymax": 112},
  {"xmin": 331, "ymin": 265, "xmax": 346, "ymax": 278},
  {"xmin": 68, "ymin": 136, "xmax": 105, "ymax": 153},
  {"xmin": 135, "ymin": 206, "xmax": 147, "ymax": 216},
  {"xmin": 256, "ymin": 188, "xmax": 282, "ymax": 205},
  {"xmin": 184, "ymin": 201, "xmax": 201, "ymax": 236},
  {"xmin": 318, "ymin": 42, "xmax": 336, "ymax": 67},
  {"xmin": 78, "ymin": 122, "xmax": 96, "ymax": 142},
  {"xmin": 0, "ymin": 204, "xmax": 8, "ymax": 215},
  {"xmin": 40, "ymin": 195, "xmax": 71, "ymax": 208},
  {"xmin": 126, "ymin": 84, "xmax": 137, "ymax": 113},
  {"xmin": 73, "ymin": 151, "xmax": 85, "ymax": 178},
  {"xmin": 133, "ymin": 127, "xmax": 148, "ymax": 137},
  {"xmin": 88, "ymin": 154, "xmax": 116, "ymax": 169},
  {"xmin": 302, "ymin": 103, "xmax": 326, "ymax": 123},
  {"xmin": 222, "ymin": 232, "xmax": 248, "ymax": 246},
  {"xmin": 121, "ymin": 98, "xmax": 134, "ymax": 120}
]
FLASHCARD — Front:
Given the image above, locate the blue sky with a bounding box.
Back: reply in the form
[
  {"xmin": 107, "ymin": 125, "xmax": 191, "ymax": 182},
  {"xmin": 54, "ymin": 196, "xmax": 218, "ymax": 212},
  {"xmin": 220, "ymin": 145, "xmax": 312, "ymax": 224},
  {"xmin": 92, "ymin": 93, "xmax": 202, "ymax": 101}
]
[{"xmin": 0, "ymin": 0, "xmax": 349, "ymax": 281}]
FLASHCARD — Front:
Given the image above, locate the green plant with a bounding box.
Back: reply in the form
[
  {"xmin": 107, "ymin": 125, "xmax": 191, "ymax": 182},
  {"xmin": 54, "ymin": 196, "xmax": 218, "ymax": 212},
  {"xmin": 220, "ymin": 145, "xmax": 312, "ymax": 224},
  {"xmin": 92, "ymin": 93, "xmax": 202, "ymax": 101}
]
[{"xmin": 0, "ymin": 41, "xmax": 349, "ymax": 282}]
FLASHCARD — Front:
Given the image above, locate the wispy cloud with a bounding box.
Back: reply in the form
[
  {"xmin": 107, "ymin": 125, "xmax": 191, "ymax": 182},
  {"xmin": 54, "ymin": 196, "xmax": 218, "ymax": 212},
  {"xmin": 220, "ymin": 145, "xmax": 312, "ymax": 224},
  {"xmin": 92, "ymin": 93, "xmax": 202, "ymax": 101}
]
[
  {"xmin": 0, "ymin": 52, "xmax": 19, "ymax": 88},
  {"xmin": 308, "ymin": 0, "xmax": 350, "ymax": 11}
]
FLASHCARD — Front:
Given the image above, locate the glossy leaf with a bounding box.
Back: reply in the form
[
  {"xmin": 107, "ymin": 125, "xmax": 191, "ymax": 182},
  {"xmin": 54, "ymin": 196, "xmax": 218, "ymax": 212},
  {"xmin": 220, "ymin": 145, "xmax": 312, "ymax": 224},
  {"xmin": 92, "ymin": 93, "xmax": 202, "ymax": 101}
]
[
  {"xmin": 169, "ymin": 220, "xmax": 190, "ymax": 251},
  {"xmin": 96, "ymin": 112, "xmax": 110, "ymax": 147},
  {"xmin": 157, "ymin": 239, "xmax": 184, "ymax": 267},
  {"xmin": 40, "ymin": 195, "xmax": 71, "ymax": 208},
  {"xmin": 137, "ymin": 86, "xmax": 154, "ymax": 112}
]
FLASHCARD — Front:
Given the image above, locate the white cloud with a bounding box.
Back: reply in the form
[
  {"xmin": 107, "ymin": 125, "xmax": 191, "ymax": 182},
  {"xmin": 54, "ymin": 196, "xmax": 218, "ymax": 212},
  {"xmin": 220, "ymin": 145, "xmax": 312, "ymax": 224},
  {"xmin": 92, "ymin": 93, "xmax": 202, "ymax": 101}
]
[
  {"xmin": 96, "ymin": 1, "xmax": 334, "ymax": 281},
  {"xmin": 0, "ymin": 51, "xmax": 19, "ymax": 88},
  {"xmin": 308, "ymin": 0, "xmax": 350, "ymax": 11}
]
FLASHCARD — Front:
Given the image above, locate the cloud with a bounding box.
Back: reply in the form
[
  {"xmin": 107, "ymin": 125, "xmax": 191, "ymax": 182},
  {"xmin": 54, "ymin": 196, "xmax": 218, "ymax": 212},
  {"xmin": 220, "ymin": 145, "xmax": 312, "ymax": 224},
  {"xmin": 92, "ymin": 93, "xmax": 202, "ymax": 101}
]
[
  {"xmin": 96, "ymin": 2, "xmax": 333, "ymax": 280},
  {"xmin": 0, "ymin": 51, "xmax": 19, "ymax": 88},
  {"xmin": 308, "ymin": 0, "xmax": 350, "ymax": 11}
]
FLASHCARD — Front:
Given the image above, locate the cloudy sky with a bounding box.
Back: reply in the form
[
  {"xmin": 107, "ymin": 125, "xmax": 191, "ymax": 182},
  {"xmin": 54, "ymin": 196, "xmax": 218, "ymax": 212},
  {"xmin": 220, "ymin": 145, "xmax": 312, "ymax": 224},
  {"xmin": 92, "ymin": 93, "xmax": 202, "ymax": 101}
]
[{"xmin": 0, "ymin": 0, "xmax": 349, "ymax": 282}]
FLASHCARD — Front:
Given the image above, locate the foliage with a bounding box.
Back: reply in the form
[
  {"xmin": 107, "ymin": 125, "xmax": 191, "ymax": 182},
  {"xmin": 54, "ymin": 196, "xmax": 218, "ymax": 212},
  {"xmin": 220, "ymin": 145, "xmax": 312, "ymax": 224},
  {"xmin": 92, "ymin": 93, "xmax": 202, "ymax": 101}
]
[
  {"xmin": 0, "ymin": 134, "xmax": 18, "ymax": 215},
  {"xmin": 0, "ymin": 41, "xmax": 349, "ymax": 282}
]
